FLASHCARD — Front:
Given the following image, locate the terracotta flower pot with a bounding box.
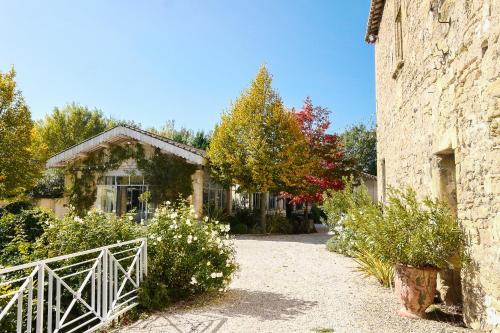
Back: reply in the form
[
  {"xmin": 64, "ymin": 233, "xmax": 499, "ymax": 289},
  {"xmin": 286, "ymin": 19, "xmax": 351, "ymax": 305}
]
[{"xmin": 394, "ymin": 263, "xmax": 438, "ymax": 319}]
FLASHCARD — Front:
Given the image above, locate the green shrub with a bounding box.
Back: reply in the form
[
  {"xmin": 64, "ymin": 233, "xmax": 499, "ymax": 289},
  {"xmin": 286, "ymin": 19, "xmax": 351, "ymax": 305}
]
[
  {"xmin": 322, "ymin": 179, "xmax": 393, "ymax": 287},
  {"xmin": 0, "ymin": 286, "xmax": 16, "ymax": 332},
  {"xmin": 325, "ymin": 234, "xmax": 354, "ymax": 256},
  {"xmin": 139, "ymin": 200, "xmax": 238, "ymax": 310},
  {"xmin": 0, "ymin": 200, "xmax": 33, "ymax": 215},
  {"xmin": 231, "ymin": 223, "xmax": 248, "ymax": 234},
  {"xmin": 266, "ymin": 213, "xmax": 292, "ymax": 234},
  {"xmin": 34, "ymin": 208, "xmax": 143, "ymax": 258},
  {"xmin": 230, "ymin": 208, "xmax": 257, "ymax": 229},
  {"xmin": 322, "ymin": 179, "xmax": 382, "ymax": 256},
  {"xmin": 29, "ymin": 169, "xmax": 64, "ymax": 198},
  {"xmin": 0, "ymin": 207, "xmax": 56, "ymax": 266},
  {"xmin": 371, "ymin": 188, "xmax": 463, "ymax": 269},
  {"xmin": 310, "ymin": 204, "xmax": 326, "ymax": 224}
]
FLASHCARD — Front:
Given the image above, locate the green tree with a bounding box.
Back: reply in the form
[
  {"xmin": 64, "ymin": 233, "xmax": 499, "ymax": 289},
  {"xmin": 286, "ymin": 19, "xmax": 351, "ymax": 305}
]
[
  {"xmin": 0, "ymin": 67, "xmax": 40, "ymax": 199},
  {"xmin": 148, "ymin": 120, "xmax": 193, "ymax": 144},
  {"xmin": 341, "ymin": 123, "xmax": 377, "ymax": 175},
  {"xmin": 35, "ymin": 102, "xmax": 109, "ymax": 159},
  {"xmin": 208, "ymin": 66, "xmax": 309, "ymax": 231},
  {"xmin": 191, "ymin": 130, "xmax": 211, "ymax": 149},
  {"xmin": 148, "ymin": 120, "xmax": 211, "ymax": 149}
]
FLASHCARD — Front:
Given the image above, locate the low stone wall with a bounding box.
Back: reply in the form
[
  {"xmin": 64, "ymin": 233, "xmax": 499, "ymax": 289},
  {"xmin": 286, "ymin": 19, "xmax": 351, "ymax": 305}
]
[{"xmin": 35, "ymin": 198, "xmax": 69, "ymax": 218}]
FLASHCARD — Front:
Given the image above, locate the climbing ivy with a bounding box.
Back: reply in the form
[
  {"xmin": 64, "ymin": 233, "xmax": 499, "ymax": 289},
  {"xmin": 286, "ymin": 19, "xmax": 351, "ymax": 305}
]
[
  {"xmin": 66, "ymin": 143, "xmax": 196, "ymax": 216},
  {"xmin": 137, "ymin": 148, "xmax": 197, "ymax": 204}
]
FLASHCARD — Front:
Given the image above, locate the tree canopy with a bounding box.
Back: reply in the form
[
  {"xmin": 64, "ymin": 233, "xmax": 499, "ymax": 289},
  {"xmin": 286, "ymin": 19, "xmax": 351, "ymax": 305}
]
[
  {"xmin": 341, "ymin": 123, "xmax": 377, "ymax": 175},
  {"xmin": 286, "ymin": 97, "xmax": 350, "ymax": 207},
  {"xmin": 0, "ymin": 67, "xmax": 41, "ymax": 199},
  {"xmin": 148, "ymin": 120, "xmax": 211, "ymax": 149},
  {"xmin": 34, "ymin": 103, "xmax": 110, "ymax": 161},
  {"xmin": 208, "ymin": 66, "xmax": 310, "ymax": 230}
]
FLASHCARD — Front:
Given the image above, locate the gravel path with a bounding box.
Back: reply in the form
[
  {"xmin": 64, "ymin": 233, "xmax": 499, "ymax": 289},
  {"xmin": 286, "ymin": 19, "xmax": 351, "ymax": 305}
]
[{"xmin": 119, "ymin": 231, "xmax": 470, "ymax": 333}]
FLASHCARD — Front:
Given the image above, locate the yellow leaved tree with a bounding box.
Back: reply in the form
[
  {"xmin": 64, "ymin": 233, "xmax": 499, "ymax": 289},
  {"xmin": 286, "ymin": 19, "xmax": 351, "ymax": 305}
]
[{"xmin": 208, "ymin": 66, "xmax": 310, "ymax": 231}]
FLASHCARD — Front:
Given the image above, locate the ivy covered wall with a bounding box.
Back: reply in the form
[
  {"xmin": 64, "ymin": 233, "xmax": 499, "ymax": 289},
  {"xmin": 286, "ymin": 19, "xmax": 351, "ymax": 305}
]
[{"xmin": 64, "ymin": 141, "xmax": 197, "ymax": 216}]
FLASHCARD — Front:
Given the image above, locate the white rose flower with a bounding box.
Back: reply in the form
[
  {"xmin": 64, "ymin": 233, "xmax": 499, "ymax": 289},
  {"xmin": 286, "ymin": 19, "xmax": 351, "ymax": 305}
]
[{"xmin": 190, "ymin": 276, "xmax": 198, "ymax": 285}]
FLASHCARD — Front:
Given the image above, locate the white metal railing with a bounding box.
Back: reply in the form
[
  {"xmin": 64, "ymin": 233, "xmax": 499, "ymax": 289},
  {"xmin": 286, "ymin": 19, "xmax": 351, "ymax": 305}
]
[{"xmin": 0, "ymin": 238, "xmax": 147, "ymax": 332}]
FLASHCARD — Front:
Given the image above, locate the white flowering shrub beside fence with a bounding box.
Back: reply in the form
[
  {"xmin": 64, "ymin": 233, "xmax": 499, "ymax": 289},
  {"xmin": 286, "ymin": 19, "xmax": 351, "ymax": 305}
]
[
  {"xmin": 138, "ymin": 200, "xmax": 238, "ymax": 310},
  {"xmin": 1, "ymin": 199, "xmax": 238, "ymax": 329}
]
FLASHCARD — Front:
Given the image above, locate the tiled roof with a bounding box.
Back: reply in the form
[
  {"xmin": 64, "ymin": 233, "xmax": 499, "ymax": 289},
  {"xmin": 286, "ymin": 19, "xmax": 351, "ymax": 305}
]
[
  {"xmin": 124, "ymin": 125, "xmax": 206, "ymax": 157},
  {"xmin": 365, "ymin": 0, "xmax": 386, "ymax": 43}
]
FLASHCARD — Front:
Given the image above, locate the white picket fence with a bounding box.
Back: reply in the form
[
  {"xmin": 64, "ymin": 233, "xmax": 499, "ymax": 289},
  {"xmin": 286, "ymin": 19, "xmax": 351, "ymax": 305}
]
[{"xmin": 0, "ymin": 238, "xmax": 147, "ymax": 333}]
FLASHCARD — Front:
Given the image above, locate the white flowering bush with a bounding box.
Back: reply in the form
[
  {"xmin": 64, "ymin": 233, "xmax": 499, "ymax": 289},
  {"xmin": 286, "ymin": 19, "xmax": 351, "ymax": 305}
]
[
  {"xmin": 34, "ymin": 208, "xmax": 143, "ymax": 258},
  {"xmin": 139, "ymin": 200, "xmax": 238, "ymax": 310}
]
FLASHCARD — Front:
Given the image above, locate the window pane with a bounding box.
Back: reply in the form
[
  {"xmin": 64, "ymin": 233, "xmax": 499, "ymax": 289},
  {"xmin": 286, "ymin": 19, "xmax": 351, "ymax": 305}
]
[
  {"xmin": 117, "ymin": 176, "xmax": 129, "ymax": 185},
  {"xmin": 129, "ymin": 175, "xmax": 144, "ymax": 185}
]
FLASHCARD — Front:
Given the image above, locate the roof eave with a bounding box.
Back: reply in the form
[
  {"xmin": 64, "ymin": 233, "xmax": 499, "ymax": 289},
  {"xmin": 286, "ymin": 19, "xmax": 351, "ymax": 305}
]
[
  {"xmin": 46, "ymin": 126, "xmax": 207, "ymax": 168},
  {"xmin": 365, "ymin": 0, "xmax": 386, "ymax": 43}
]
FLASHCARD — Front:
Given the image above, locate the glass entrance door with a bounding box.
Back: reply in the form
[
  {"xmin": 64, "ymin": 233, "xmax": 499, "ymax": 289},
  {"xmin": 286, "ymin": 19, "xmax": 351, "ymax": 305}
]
[{"xmin": 96, "ymin": 175, "xmax": 152, "ymax": 222}]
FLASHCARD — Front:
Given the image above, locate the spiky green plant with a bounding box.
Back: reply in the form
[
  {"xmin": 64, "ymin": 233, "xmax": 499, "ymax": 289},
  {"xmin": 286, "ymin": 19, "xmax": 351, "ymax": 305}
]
[{"xmin": 353, "ymin": 249, "xmax": 394, "ymax": 288}]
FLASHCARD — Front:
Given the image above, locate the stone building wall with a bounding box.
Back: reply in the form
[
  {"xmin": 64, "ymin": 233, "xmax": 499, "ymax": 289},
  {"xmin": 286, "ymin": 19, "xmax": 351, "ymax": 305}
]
[{"xmin": 373, "ymin": 0, "xmax": 499, "ymax": 330}]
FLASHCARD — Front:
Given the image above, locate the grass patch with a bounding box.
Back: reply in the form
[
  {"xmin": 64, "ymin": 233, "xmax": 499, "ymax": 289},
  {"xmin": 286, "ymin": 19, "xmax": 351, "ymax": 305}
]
[{"xmin": 311, "ymin": 328, "xmax": 335, "ymax": 333}]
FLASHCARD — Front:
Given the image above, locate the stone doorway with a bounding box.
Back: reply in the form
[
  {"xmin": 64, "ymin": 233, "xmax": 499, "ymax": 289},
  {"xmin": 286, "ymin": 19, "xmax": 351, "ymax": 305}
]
[{"xmin": 434, "ymin": 151, "xmax": 462, "ymax": 306}]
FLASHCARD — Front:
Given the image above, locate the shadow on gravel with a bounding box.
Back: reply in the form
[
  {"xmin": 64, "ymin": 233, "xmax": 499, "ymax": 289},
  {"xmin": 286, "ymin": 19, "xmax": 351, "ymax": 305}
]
[
  {"xmin": 426, "ymin": 305, "xmax": 467, "ymax": 328},
  {"xmin": 217, "ymin": 288, "xmax": 319, "ymax": 320},
  {"xmin": 235, "ymin": 232, "xmax": 331, "ymax": 245},
  {"xmin": 119, "ymin": 289, "xmax": 318, "ymax": 332}
]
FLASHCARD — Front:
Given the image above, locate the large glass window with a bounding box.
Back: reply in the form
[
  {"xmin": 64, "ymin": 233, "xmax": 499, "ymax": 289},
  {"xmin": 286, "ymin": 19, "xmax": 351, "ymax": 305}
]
[
  {"xmin": 252, "ymin": 193, "xmax": 261, "ymax": 209},
  {"xmin": 203, "ymin": 177, "xmax": 227, "ymax": 212},
  {"xmin": 268, "ymin": 192, "xmax": 276, "ymax": 210},
  {"xmin": 96, "ymin": 175, "xmax": 151, "ymax": 222}
]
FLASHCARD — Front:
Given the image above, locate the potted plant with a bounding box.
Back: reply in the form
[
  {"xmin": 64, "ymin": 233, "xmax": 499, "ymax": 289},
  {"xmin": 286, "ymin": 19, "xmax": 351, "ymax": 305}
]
[{"xmin": 372, "ymin": 188, "xmax": 463, "ymax": 319}]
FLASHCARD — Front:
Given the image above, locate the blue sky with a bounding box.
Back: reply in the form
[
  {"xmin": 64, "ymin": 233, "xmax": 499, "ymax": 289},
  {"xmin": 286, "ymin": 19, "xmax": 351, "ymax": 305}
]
[{"xmin": 2, "ymin": 0, "xmax": 374, "ymax": 133}]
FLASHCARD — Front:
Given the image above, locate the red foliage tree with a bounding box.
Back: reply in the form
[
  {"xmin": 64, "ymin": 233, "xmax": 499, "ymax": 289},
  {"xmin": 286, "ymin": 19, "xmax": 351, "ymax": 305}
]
[{"xmin": 285, "ymin": 97, "xmax": 351, "ymax": 222}]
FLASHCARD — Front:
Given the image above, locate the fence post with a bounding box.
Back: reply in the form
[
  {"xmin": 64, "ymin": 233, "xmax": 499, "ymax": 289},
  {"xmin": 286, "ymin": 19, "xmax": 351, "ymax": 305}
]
[
  {"xmin": 143, "ymin": 239, "xmax": 148, "ymax": 277},
  {"xmin": 36, "ymin": 264, "xmax": 45, "ymax": 333},
  {"xmin": 102, "ymin": 249, "xmax": 108, "ymax": 320}
]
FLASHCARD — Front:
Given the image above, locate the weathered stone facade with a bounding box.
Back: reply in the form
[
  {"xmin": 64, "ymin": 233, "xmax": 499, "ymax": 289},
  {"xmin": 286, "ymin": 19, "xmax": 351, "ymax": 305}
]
[{"xmin": 367, "ymin": 0, "xmax": 500, "ymax": 330}]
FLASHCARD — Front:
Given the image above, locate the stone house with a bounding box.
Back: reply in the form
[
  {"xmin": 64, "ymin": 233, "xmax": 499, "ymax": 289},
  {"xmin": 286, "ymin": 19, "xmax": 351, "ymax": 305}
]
[
  {"xmin": 45, "ymin": 125, "xmax": 286, "ymax": 219},
  {"xmin": 365, "ymin": 0, "xmax": 499, "ymax": 330}
]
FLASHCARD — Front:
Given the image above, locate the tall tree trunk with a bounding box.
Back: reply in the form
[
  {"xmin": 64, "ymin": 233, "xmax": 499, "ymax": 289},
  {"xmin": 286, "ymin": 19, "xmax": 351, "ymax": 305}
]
[
  {"xmin": 304, "ymin": 202, "xmax": 309, "ymax": 233},
  {"xmin": 260, "ymin": 193, "xmax": 267, "ymax": 233},
  {"xmin": 285, "ymin": 198, "xmax": 292, "ymax": 219}
]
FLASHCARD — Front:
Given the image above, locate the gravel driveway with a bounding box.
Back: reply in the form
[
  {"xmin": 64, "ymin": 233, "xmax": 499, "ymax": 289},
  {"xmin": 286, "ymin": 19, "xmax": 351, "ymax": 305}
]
[{"xmin": 118, "ymin": 231, "xmax": 470, "ymax": 333}]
